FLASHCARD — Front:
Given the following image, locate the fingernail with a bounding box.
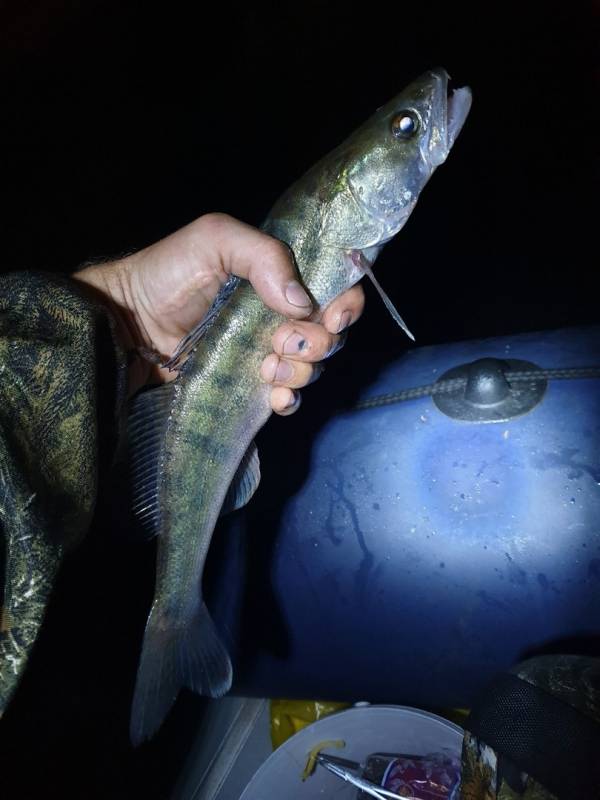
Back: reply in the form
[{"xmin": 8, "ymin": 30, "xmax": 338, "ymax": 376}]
[
  {"xmin": 324, "ymin": 330, "xmax": 348, "ymax": 359},
  {"xmin": 307, "ymin": 362, "xmax": 325, "ymax": 385},
  {"xmin": 285, "ymin": 280, "xmax": 312, "ymax": 309},
  {"xmin": 336, "ymin": 310, "xmax": 352, "ymax": 333},
  {"xmin": 275, "ymin": 359, "xmax": 293, "ymax": 382},
  {"xmin": 282, "ymin": 332, "xmax": 307, "ymax": 355},
  {"xmin": 285, "ymin": 390, "xmax": 301, "ymax": 409}
]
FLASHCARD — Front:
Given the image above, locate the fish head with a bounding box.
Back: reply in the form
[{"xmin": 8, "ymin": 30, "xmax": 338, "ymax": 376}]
[{"xmin": 341, "ymin": 68, "xmax": 472, "ymax": 245}]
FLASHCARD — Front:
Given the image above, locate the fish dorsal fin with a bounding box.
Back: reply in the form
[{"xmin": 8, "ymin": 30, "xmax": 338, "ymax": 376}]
[
  {"xmin": 220, "ymin": 440, "xmax": 261, "ymax": 516},
  {"xmin": 128, "ymin": 382, "xmax": 175, "ymax": 538},
  {"xmin": 162, "ymin": 275, "xmax": 241, "ymax": 372}
]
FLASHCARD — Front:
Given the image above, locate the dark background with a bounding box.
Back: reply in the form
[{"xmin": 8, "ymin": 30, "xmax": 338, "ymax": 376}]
[{"xmin": 0, "ymin": 1, "xmax": 597, "ymax": 798}]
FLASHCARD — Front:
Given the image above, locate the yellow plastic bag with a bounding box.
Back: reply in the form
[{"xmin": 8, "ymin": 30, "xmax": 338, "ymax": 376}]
[{"xmin": 270, "ymin": 699, "xmax": 350, "ymax": 749}]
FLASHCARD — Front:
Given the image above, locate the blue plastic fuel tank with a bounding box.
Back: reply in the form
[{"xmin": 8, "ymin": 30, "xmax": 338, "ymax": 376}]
[{"xmin": 207, "ymin": 326, "xmax": 600, "ymax": 709}]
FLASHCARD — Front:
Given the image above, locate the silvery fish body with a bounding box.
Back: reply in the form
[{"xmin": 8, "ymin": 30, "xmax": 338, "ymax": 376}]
[{"xmin": 129, "ymin": 69, "xmax": 471, "ymax": 744}]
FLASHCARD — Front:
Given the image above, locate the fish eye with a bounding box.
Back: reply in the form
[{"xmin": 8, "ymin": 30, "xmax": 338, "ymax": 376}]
[{"xmin": 391, "ymin": 110, "xmax": 420, "ymax": 139}]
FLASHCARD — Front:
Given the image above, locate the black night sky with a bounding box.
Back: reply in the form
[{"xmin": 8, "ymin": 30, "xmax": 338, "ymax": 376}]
[{"xmin": 0, "ymin": 2, "xmax": 597, "ymax": 798}]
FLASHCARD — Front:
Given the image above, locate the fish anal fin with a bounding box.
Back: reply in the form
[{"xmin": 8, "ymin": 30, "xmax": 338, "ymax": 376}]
[{"xmin": 128, "ymin": 383, "xmax": 175, "ymax": 539}]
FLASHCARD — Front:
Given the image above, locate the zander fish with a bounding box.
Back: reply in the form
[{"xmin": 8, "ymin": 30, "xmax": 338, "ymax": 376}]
[{"xmin": 128, "ymin": 68, "xmax": 471, "ymax": 744}]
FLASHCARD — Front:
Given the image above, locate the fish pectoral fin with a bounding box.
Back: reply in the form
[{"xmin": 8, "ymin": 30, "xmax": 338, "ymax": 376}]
[
  {"xmin": 356, "ymin": 253, "xmax": 416, "ymax": 342},
  {"xmin": 220, "ymin": 440, "xmax": 261, "ymax": 516},
  {"xmin": 128, "ymin": 382, "xmax": 175, "ymax": 538},
  {"xmin": 129, "ymin": 600, "xmax": 232, "ymax": 747}
]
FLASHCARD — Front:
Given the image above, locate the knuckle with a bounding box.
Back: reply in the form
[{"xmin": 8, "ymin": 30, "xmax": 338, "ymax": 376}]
[
  {"xmin": 261, "ymin": 235, "xmax": 292, "ymax": 266},
  {"xmin": 260, "ymin": 353, "xmax": 278, "ymax": 381},
  {"xmin": 198, "ymin": 212, "xmax": 234, "ymax": 236},
  {"xmin": 272, "ymin": 321, "xmax": 296, "ymax": 349}
]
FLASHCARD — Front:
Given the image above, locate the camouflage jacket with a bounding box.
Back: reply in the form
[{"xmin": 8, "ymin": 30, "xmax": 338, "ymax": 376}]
[{"xmin": 0, "ymin": 271, "xmax": 126, "ymax": 718}]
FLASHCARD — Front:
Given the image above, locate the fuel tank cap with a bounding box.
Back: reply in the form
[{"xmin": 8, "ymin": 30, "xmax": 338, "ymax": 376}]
[{"xmin": 433, "ymin": 357, "xmax": 548, "ymax": 422}]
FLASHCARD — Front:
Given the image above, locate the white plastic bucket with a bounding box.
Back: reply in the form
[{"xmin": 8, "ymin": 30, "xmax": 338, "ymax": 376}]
[{"xmin": 239, "ymin": 704, "xmax": 463, "ymax": 799}]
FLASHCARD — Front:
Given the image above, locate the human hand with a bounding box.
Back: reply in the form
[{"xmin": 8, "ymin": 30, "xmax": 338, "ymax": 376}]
[{"xmin": 73, "ymin": 213, "xmax": 365, "ymax": 413}]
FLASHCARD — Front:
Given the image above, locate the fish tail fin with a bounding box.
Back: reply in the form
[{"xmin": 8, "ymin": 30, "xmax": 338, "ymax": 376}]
[{"xmin": 129, "ymin": 600, "xmax": 232, "ymax": 746}]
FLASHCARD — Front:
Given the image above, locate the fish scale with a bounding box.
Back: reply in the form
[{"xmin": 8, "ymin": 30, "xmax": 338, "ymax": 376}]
[{"xmin": 128, "ymin": 68, "xmax": 472, "ymax": 745}]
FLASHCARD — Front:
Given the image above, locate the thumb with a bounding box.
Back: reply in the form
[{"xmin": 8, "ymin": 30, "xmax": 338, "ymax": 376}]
[{"xmin": 201, "ymin": 213, "xmax": 313, "ymax": 319}]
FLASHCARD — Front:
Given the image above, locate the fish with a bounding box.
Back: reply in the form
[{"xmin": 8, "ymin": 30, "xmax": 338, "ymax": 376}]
[{"xmin": 128, "ymin": 68, "xmax": 472, "ymax": 745}]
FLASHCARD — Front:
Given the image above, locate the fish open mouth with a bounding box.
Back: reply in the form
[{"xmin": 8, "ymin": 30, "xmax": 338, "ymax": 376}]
[{"xmin": 430, "ymin": 68, "xmax": 472, "ymax": 159}]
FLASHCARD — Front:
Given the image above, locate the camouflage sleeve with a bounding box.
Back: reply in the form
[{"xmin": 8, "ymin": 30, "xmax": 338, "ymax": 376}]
[{"xmin": 0, "ymin": 271, "xmax": 127, "ymax": 719}]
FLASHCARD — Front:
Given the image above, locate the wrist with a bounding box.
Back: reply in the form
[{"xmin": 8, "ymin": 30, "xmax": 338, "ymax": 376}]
[{"xmin": 72, "ymin": 259, "xmax": 151, "ymax": 395}]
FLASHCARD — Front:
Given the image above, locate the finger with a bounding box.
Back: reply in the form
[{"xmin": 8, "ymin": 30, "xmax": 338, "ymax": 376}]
[
  {"xmin": 271, "ymin": 320, "xmax": 347, "ymax": 362},
  {"xmin": 271, "ymin": 387, "xmax": 302, "ymax": 416},
  {"xmin": 319, "ymin": 283, "xmax": 365, "ymax": 333},
  {"xmin": 260, "ymin": 353, "xmax": 324, "ymax": 389},
  {"xmin": 197, "ymin": 213, "xmax": 313, "ymax": 320}
]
